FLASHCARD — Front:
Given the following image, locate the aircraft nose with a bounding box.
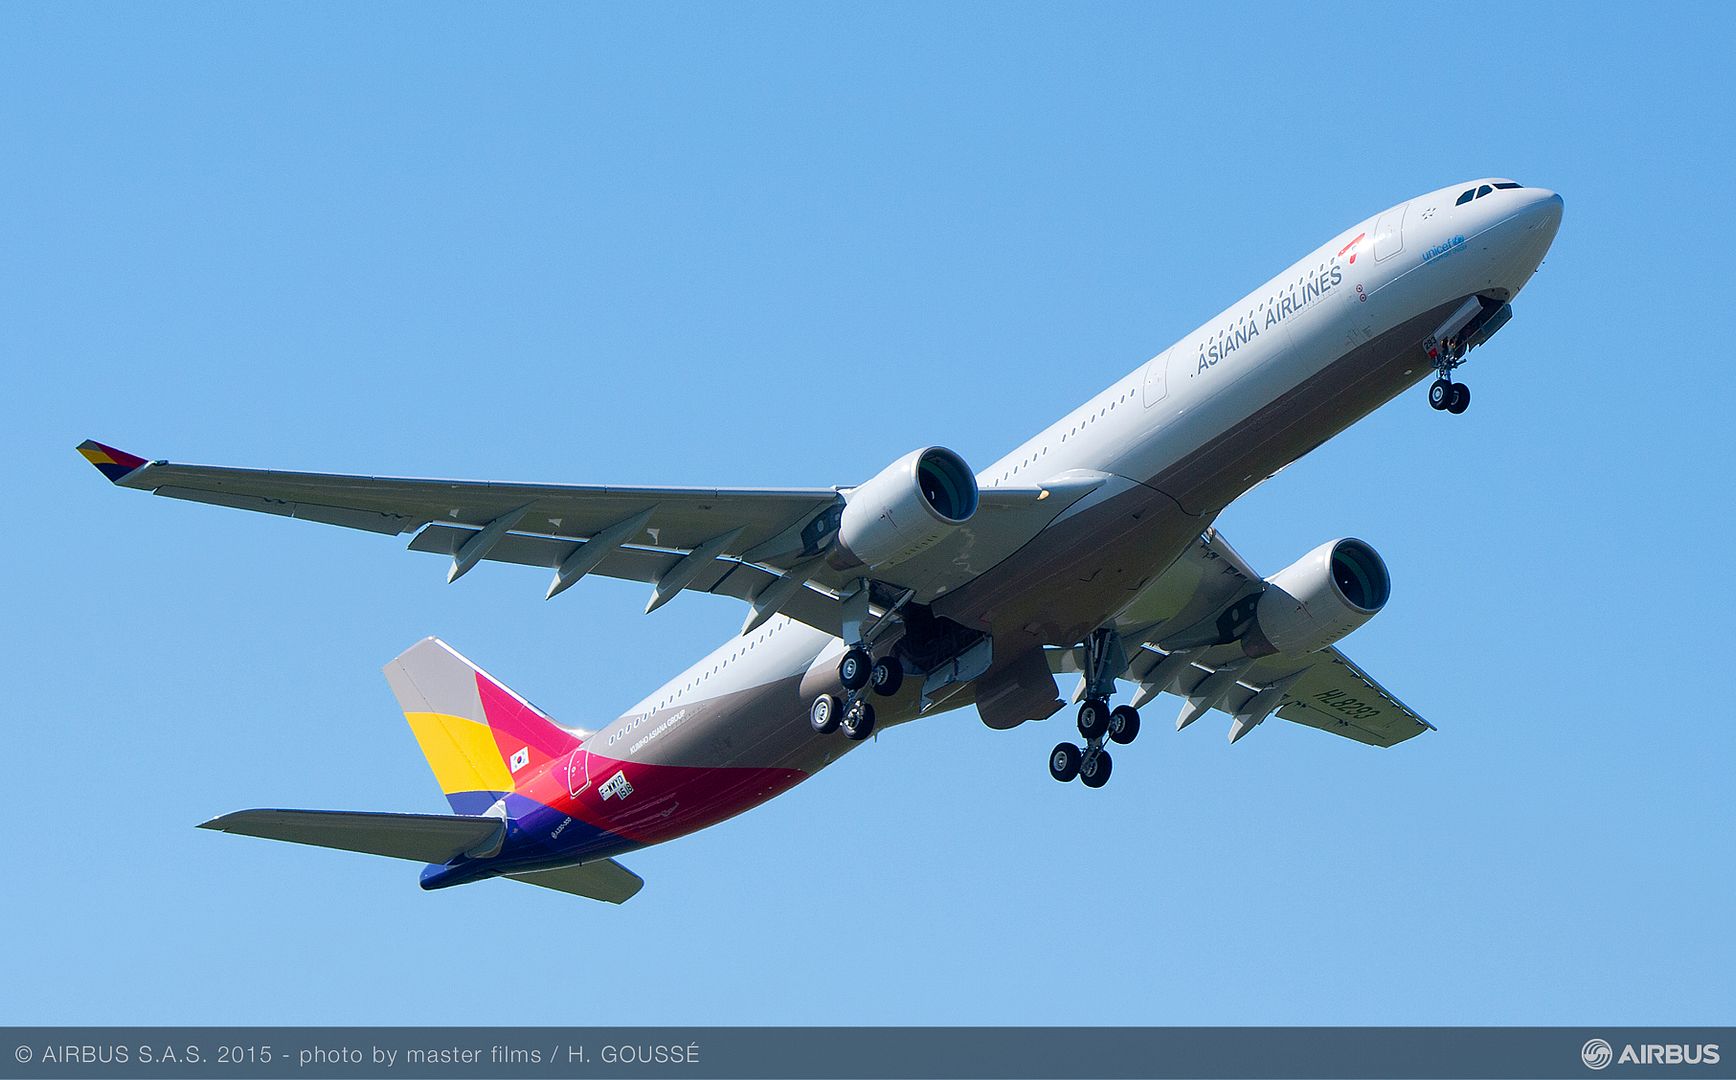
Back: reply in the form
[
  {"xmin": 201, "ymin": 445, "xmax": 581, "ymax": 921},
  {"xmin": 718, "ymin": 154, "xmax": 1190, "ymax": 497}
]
[
  {"xmin": 1486, "ymin": 187, "xmax": 1563, "ymax": 295},
  {"xmin": 1515, "ymin": 188, "xmax": 1564, "ymax": 239}
]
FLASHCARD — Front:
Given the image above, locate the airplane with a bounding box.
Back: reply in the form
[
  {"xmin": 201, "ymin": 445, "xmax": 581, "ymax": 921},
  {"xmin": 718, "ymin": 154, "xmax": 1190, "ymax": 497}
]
[{"xmin": 78, "ymin": 177, "xmax": 1563, "ymax": 903}]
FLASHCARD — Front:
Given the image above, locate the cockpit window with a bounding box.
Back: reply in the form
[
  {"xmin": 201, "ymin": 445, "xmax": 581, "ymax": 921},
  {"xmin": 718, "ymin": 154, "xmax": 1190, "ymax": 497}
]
[{"xmin": 1457, "ymin": 181, "xmax": 1522, "ymax": 206}]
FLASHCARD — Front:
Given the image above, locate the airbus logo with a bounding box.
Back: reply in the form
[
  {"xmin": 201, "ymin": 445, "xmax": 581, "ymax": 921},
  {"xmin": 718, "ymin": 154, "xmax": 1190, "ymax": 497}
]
[
  {"xmin": 1582, "ymin": 1038, "xmax": 1720, "ymax": 1070},
  {"xmin": 1582, "ymin": 1040, "xmax": 1614, "ymax": 1071}
]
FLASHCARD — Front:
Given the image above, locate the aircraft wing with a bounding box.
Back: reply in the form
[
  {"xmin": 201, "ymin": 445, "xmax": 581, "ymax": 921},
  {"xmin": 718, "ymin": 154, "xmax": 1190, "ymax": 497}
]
[
  {"xmin": 77, "ymin": 440, "xmax": 1073, "ymax": 636},
  {"xmin": 78, "ymin": 440, "xmax": 839, "ymax": 553},
  {"xmin": 1055, "ymin": 527, "xmax": 1433, "ymax": 746},
  {"xmin": 1266, "ymin": 647, "xmax": 1432, "ymax": 746}
]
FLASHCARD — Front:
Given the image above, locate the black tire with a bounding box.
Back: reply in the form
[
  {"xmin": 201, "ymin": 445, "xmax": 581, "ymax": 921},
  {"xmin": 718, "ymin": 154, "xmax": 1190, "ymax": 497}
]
[
  {"xmin": 1447, "ymin": 382, "xmax": 1471, "ymax": 414},
  {"xmin": 870, "ymin": 656, "xmax": 904, "ymax": 697},
  {"xmin": 1077, "ymin": 698, "xmax": 1110, "ymax": 741},
  {"xmin": 809, "ymin": 694, "xmax": 841, "ymax": 735},
  {"xmin": 1428, "ymin": 379, "xmax": 1452, "ymax": 410},
  {"xmin": 1108, "ymin": 705, "xmax": 1141, "ymax": 745},
  {"xmin": 839, "ymin": 648, "xmax": 871, "ymax": 691},
  {"xmin": 1049, "ymin": 742, "xmax": 1082, "ymax": 782},
  {"xmin": 841, "ymin": 698, "xmax": 876, "ymax": 741},
  {"xmin": 1080, "ymin": 748, "xmax": 1113, "ymax": 789}
]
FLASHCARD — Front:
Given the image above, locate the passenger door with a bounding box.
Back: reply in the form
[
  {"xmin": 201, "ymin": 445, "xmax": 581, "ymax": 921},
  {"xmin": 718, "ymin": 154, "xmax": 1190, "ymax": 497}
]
[
  {"xmin": 1372, "ymin": 202, "xmax": 1408, "ymax": 261},
  {"xmin": 1141, "ymin": 348, "xmax": 1172, "ymax": 407}
]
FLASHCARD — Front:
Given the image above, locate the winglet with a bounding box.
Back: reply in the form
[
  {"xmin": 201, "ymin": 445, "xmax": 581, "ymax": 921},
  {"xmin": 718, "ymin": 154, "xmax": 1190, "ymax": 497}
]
[{"xmin": 76, "ymin": 439, "xmax": 149, "ymax": 482}]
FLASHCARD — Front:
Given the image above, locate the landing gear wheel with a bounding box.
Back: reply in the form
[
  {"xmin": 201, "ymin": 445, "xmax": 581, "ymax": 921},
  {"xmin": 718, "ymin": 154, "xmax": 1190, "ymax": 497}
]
[
  {"xmin": 1048, "ymin": 742, "xmax": 1082, "ymax": 783},
  {"xmin": 1079, "ymin": 748, "xmax": 1113, "ymax": 789},
  {"xmin": 869, "ymin": 656, "xmax": 904, "ymax": 697},
  {"xmin": 838, "ymin": 648, "xmax": 871, "ymax": 692},
  {"xmin": 1447, "ymin": 382, "xmax": 1471, "ymax": 414},
  {"xmin": 1108, "ymin": 705, "xmax": 1141, "ymax": 745},
  {"xmin": 1077, "ymin": 698, "xmax": 1110, "ymax": 741},
  {"xmin": 809, "ymin": 694, "xmax": 841, "ymax": 735},
  {"xmin": 840, "ymin": 697, "xmax": 876, "ymax": 741},
  {"xmin": 1428, "ymin": 379, "xmax": 1452, "ymax": 411}
]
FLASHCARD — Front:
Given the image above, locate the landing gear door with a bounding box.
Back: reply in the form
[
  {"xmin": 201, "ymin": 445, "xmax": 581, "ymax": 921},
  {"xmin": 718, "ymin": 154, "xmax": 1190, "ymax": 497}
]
[
  {"xmin": 1372, "ymin": 203, "xmax": 1408, "ymax": 261},
  {"xmin": 1141, "ymin": 348, "xmax": 1172, "ymax": 407}
]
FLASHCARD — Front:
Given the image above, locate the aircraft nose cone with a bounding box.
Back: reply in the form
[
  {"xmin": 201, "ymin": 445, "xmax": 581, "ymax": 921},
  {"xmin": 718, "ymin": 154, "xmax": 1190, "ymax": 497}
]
[
  {"xmin": 1489, "ymin": 187, "xmax": 1563, "ymax": 295},
  {"xmin": 1518, "ymin": 188, "xmax": 1564, "ymax": 238}
]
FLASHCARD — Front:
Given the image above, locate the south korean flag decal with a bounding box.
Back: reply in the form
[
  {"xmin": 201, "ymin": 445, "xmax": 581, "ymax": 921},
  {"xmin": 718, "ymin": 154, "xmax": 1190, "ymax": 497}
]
[{"xmin": 509, "ymin": 746, "xmax": 531, "ymax": 773}]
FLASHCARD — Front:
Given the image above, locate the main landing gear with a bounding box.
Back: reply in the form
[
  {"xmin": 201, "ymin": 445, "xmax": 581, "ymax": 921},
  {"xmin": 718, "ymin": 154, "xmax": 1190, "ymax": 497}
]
[
  {"xmin": 1049, "ymin": 628, "xmax": 1139, "ymax": 789},
  {"xmin": 810, "ymin": 579, "xmax": 908, "ymax": 744},
  {"xmin": 1425, "ymin": 336, "xmax": 1471, "ymax": 414},
  {"xmin": 811, "ymin": 646, "xmax": 904, "ymax": 743}
]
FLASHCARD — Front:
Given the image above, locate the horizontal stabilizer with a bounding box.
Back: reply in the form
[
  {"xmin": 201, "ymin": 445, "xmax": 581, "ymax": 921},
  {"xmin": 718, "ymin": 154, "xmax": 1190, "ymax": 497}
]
[
  {"xmin": 199, "ymin": 809, "xmax": 504, "ymax": 864},
  {"xmin": 508, "ymin": 859, "xmax": 644, "ymax": 904}
]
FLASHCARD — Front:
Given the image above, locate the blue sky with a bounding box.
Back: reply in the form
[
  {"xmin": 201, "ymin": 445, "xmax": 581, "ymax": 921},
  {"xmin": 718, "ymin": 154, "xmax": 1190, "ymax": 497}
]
[{"xmin": 5, "ymin": 4, "xmax": 1733, "ymax": 1025}]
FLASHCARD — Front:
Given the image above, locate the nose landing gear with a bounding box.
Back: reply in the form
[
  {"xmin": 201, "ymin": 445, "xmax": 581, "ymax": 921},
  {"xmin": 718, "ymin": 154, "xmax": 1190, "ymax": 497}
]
[
  {"xmin": 1428, "ymin": 377, "xmax": 1470, "ymax": 414},
  {"xmin": 1425, "ymin": 336, "xmax": 1471, "ymax": 414},
  {"xmin": 1049, "ymin": 628, "xmax": 1140, "ymax": 789}
]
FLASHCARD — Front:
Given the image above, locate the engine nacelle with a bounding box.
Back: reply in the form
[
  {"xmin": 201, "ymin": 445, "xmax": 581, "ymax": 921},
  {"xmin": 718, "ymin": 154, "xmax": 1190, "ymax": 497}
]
[
  {"xmin": 1246, "ymin": 538, "xmax": 1391, "ymax": 657},
  {"xmin": 832, "ymin": 446, "xmax": 979, "ymax": 571}
]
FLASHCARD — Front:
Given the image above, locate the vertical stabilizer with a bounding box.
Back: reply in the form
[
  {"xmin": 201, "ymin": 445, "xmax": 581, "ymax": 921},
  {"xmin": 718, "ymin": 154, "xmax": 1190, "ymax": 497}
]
[{"xmin": 384, "ymin": 638, "xmax": 581, "ymax": 814}]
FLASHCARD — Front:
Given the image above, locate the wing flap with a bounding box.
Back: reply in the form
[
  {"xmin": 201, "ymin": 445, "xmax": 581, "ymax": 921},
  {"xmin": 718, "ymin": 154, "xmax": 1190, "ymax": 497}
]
[
  {"xmin": 407, "ymin": 524, "xmax": 847, "ymax": 635},
  {"xmin": 508, "ymin": 859, "xmax": 644, "ymax": 904}
]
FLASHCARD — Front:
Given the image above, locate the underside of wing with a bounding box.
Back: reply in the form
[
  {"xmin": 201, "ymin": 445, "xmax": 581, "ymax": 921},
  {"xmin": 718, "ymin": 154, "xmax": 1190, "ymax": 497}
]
[
  {"xmin": 77, "ymin": 440, "xmax": 1085, "ymax": 638},
  {"xmin": 79, "ymin": 439, "xmax": 849, "ymax": 623},
  {"xmin": 1054, "ymin": 526, "xmax": 1433, "ymax": 746},
  {"xmin": 1270, "ymin": 648, "xmax": 1432, "ymax": 746},
  {"xmin": 84, "ymin": 440, "xmax": 840, "ymax": 554}
]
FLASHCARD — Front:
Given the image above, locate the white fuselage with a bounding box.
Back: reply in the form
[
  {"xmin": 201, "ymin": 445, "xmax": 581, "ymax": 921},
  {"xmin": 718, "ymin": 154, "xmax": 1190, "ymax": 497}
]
[
  {"xmin": 602, "ymin": 178, "xmax": 1562, "ymax": 788},
  {"xmin": 983, "ymin": 178, "xmax": 1560, "ymax": 499}
]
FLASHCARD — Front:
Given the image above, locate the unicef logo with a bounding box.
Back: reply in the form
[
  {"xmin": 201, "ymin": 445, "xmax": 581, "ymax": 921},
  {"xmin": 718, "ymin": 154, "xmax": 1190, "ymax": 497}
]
[{"xmin": 1582, "ymin": 1038, "xmax": 1615, "ymax": 1070}]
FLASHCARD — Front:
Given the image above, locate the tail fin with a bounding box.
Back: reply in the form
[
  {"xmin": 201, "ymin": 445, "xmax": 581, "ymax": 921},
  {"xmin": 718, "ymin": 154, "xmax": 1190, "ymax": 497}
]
[{"xmin": 384, "ymin": 637, "xmax": 581, "ymax": 814}]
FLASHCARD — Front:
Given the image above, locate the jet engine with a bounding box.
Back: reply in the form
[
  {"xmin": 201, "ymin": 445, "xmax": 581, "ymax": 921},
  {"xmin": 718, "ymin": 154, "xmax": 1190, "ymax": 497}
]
[
  {"xmin": 1245, "ymin": 538, "xmax": 1390, "ymax": 657},
  {"xmin": 832, "ymin": 446, "xmax": 979, "ymax": 571}
]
